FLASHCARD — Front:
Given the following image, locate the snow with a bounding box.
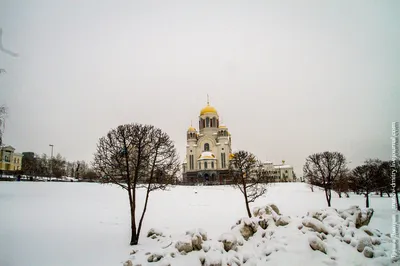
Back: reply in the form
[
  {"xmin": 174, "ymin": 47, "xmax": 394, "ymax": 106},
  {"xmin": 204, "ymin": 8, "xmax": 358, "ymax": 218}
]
[{"xmin": 0, "ymin": 182, "xmax": 396, "ymax": 266}]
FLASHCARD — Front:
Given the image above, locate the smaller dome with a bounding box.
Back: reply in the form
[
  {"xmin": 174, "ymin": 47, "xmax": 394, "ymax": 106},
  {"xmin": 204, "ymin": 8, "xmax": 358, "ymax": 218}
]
[
  {"xmin": 187, "ymin": 126, "xmax": 196, "ymax": 132},
  {"xmin": 229, "ymin": 153, "xmax": 235, "ymax": 160},
  {"xmin": 200, "ymin": 104, "xmax": 218, "ymax": 116}
]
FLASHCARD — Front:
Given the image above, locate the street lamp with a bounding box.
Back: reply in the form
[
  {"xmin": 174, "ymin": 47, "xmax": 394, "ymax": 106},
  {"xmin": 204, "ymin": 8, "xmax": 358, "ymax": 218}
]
[{"xmin": 49, "ymin": 144, "xmax": 54, "ymax": 179}]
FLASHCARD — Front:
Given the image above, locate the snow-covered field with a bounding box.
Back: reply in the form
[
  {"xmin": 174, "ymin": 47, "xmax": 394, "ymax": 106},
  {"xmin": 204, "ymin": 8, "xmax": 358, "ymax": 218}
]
[{"xmin": 0, "ymin": 182, "xmax": 395, "ymax": 266}]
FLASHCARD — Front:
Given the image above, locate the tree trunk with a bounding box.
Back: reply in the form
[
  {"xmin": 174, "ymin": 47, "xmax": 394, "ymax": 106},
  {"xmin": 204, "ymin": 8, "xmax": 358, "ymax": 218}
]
[
  {"xmin": 365, "ymin": 193, "xmax": 369, "ymax": 208},
  {"xmin": 337, "ymin": 191, "xmax": 342, "ymax": 198},
  {"xmin": 325, "ymin": 188, "xmax": 331, "ymax": 207},
  {"xmin": 396, "ymin": 189, "xmax": 400, "ymax": 211},
  {"xmin": 245, "ymin": 196, "xmax": 252, "ymax": 218},
  {"xmin": 137, "ymin": 182, "xmax": 152, "ymax": 241},
  {"xmin": 129, "ymin": 189, "xmax": 138, "ymax": 245},
  {"xmin": 386, "ymin": 191, "xmax": 391, "ymax": 197},
  {"xmin": 380, "ymin": 190, "xmax": 383, "ymax": 197},
  {"xmin": 242, "ymin": 182, "xmax": 252, "ymax": 218}
]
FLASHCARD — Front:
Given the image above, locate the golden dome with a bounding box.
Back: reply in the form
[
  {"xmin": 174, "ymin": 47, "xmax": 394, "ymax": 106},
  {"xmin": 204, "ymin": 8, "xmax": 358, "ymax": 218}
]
[
  {"xmin": 200, "ymin": 104, "xmax": 218, "ymax": 116},
  {"xmin": 187, "ymin": 126, "xmax": 196, "ymax": 132}
]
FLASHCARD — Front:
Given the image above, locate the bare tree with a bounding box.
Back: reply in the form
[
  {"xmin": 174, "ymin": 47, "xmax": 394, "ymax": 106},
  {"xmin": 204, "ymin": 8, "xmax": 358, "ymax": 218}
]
[
  {"xmin": 333, "ymin": 170, "xmax": 350, "ymax": 198},
  {"xmin": 0, "ymin": 105, "xmax": 7, "ymax": 146},
  {"xmin": 51, "ymin": 153, "xmax": 67, "ymax": 178},
  {"xmin": 229, "ymin": 150, "xmax": 269, "ymax": 218},
  {"xmin": 303, "ymin": 151, "xmax": 347, "ymax": 207},
  {"xmin": 351, "ymin": 159, "xmax": 381, "ymax": 208},
  {"xmin": 377, "ymin": 161, "xmax": 393, "ymax": 197},
  {"xmin": 93, "ymin": 123, "xmax": 180, "ymax": 245}
]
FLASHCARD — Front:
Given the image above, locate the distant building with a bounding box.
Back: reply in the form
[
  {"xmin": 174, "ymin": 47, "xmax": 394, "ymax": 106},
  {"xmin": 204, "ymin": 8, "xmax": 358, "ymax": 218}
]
[
  {"xmin": 182, "ymin": 99, "xmax": 233, "ymax": 184},
  {"xmin": 262, "ymin": 160, "xmax": 295, "ymax": 182},
  {"xmin": 0, "ymin": 146, "xmax": 23, "ymax": 172}
]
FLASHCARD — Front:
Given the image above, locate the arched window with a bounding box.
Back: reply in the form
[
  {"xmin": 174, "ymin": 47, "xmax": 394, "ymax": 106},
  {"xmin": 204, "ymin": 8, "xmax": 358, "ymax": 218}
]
[
  {"xmin": 204, "ymin": 143, "xmax": 210, "ymax": 151},
  {"xmin": 206, "ymin": 117, "xmax": 210, "ymax": 127},
  {"xmin": 212, "ymin": 117, "xmax": 216, "ymax": 128},
  {"xmin": 204, "ymin": 161, "xmax": 208, "ymax": 169}
]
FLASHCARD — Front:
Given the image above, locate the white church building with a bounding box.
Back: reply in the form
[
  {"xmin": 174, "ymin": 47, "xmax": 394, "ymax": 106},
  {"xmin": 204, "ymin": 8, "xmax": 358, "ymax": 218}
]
[
  {"xmin": 182, "ymin": 99, "xmax": 295, "ymax": 184},
  {"xmin": 182, "ymin": 100, "xmax": 233, "ymax": 184}
]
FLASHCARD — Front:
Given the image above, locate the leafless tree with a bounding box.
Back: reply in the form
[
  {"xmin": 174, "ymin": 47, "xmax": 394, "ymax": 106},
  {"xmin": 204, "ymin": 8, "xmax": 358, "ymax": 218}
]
[
  {"xmin": 0, "ymin": 105, "xmax": 7, "ymax": 146},
  {"xmin": 229, "ymin": 150, "xmax": 270, "ymax": 218},
  {"xmin": 93, "ymin": 123, "xmax": 180, "ymax": 245},
  {"xmin": 351, "ymin": 159, "xmax": 381, "ymax": 208},
  {"xmin": 377, "ymin": 161, "xmax": 393, "ymax": 197},
  {"xmin": 303, "ymin": 151, "xmax": 347, "ymax": 207},
  {"xmin": 333, "ymin": 170, "xmax": 350, "ymax": 198}
]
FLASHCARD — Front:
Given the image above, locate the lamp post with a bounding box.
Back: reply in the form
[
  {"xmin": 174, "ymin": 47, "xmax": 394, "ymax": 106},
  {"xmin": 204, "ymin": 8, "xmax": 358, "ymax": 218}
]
[{"xmin": 49, "ymin": 144, "xmax": 54, "ymax": 179}]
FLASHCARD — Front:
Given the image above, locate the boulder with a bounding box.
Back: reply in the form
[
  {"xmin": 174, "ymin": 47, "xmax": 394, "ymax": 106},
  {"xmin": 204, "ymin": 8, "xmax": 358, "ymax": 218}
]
[
  {"xmin": 186, "ymin": 228, "xmax": 208, "ymax": 241},
  {"xmin": 268, "ymin": 204, "xmax": 281, "ymax": 215},
  {"xmin": 204, "ymin": 250, "xmax": 222, "ymax": 266},
  {"xmin": 258, "ymin": 218, "xmax": 269, "ymax": 229},
  {"xmin": 302, "ymin": 217, "xmax": 329, "ymax": 234},
  {"xmin": 123, "ymin": 260, "xmax": 133, "ymax": 266},
  {"xmin": 356, "ymin": 236, "xmax": 373, "ymax": 252},
  {"xmin": 357, "ymin": 209, "xmax": 374, "ymax": 228},
  {"xmin": 339, "ymin": 206, "xmax": 374, "ymax": 229},
  {"xmin": 275, "ymin": 216, "xmax": 290, "ymax": 226},
  {"xmin": 253, "ymin": 204, "xmax": 280, "ymax": 217},
  {"xmin": 147, "ymin": 253, "xmax": 164, "ymax": 263},
  {"xmin": 308, "ymin": 236, "xmax": 327, "ymax": 254},
  {"xmin": 218, "ymin": 233, "xmax": 238, "ymax": 252},
  {"xmin": 360, "ymin": 226, "xmax": 374, "ymax": 236},
  {"xmin": 237, "ymin": 218, "xmax": 258, "ymax": 240},
  {"xmin": 147, "ymin": 228, "xmax": 164, "ymax": 238},
  {"xmin": 175, "ymin": 236, "xmax": 193, "ymax": 253},
  {"xmin": 363, "ymin": 247, "xmax": 374, "ymax": 258},
  {"xmin": 186, "ymin": 228, "xmax": 207, "ymax": 250}
]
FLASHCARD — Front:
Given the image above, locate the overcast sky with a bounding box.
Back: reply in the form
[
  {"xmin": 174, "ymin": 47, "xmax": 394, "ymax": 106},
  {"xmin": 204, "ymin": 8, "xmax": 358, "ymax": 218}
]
[{"xmin": 0, "ymin": 0, "xmax": 399, "ymax": 175}]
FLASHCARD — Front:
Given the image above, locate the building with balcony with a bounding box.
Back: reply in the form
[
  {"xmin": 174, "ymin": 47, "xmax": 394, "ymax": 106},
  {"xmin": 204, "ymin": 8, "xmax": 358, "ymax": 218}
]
[
  {"xmin": 0, "ymin": 146, "xmax": 23, "ymax": 172},
  {"xmin": 262, "ymin": 160, "xmax": 295, "ymax": 182}
]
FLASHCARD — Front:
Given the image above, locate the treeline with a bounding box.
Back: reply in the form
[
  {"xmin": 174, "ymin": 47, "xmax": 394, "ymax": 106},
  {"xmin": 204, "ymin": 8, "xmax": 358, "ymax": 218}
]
[
  {"xmin": 304, "ymin": 151, "xmax": 399, "ymax": 210},
  {"xmin": 21, "ymin": 153, "xmax": 97, "ymax": 181}
]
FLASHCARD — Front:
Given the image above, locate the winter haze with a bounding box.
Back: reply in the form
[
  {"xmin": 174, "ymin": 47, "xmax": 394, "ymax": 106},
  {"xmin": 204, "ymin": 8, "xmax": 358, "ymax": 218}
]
[{"xmin": 0, "ymin": 0, "xmax": 399, "ymax": 174}]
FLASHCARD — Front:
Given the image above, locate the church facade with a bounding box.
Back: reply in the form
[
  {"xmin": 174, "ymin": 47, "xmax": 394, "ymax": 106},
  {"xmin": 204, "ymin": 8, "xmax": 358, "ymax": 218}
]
[{"xmin": 182, "ymin": 100, "xmax": 233, "ymax": 184}]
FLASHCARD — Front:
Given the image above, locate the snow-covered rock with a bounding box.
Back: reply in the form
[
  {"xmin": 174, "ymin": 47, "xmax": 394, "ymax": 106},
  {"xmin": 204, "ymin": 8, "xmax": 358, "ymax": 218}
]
[
  {"xmin": 308, "ymin": 235, "xmax": 327, "ymax": 254},
  {"xmin": 147, "ymin": 228, "xmax": 164, "ymax": 238},
  {"xmin": 185, "ymin": 228, "xmax": 207, "ymax": 251},
  {"xmin": 204, "ymin": 250, "xmax": 222, "ymax": 266},
  {"xmin": 356, "ymin": 236, "xmax": 373, "ymax": 252},
  {"xmin": 275, "ymin": 215, "xmax": 291, "ymax": 226},
  {"xmin": 339, "ymin": 206, "xmax": 374, "ymax": 228},
  {"xmin": 175, "ymin": 236, "xmax": 193, "ymax": 253},
  {"xmin": 125, "ymin": 205, "xmax": 391, "ymax": 266},
  {"xmin": 147, "ymin": 252, "xmax": 164, "ymax": 262},
  {"xmin": 218, "ymin": 233, "xmax": 237, "ymax": 252},
  {"xmin": 363, "ymin": 246, "xmax": 374, "ymax": 258},
  {"xmin": 302, "ymin": 217, "xmax": 329, "ymax": 234},
  {"xmin": 123, "ymin": 260, "xmax": 132, "ymax": 266},
  {"xmin": 232, "ymin": 218, "xmax": 258, "ymax": 241}
]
